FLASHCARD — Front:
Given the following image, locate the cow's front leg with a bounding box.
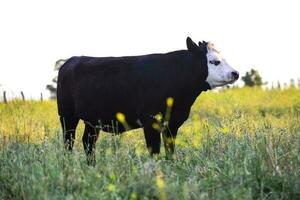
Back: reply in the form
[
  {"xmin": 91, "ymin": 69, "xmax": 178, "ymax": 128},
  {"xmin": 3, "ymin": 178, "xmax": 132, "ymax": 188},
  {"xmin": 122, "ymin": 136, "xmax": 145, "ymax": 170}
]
[
  {"xmin": 162, "ymin": 112, "xmax": 187, "ymax": 159},
  {"xmin": 143, "ymin": 122, "xmax": 161, "ymax": 155},
  {"xmin": 162, "ymin": 126, "xmax": 178, "ymax": 159},
  {"xmin": 82, "ymin": 122, "xmax": 100, "ymax": 166}
]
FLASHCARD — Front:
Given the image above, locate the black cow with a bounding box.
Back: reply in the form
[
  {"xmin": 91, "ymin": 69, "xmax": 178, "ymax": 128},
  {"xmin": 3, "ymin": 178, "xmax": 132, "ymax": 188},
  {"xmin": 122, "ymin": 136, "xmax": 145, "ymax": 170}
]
[{"xmin": 57, "ymin": 37, "xmax": 239, "ymax": 165}]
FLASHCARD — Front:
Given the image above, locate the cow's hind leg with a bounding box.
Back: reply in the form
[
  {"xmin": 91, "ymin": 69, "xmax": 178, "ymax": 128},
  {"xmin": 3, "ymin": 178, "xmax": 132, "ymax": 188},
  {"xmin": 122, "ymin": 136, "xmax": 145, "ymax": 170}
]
[
  {"xmin": 143, "ymin": 121, "xmax": 161, "ymax": 155},
  {"xmin": 82, "ymin": 122, "xmax": 100, "ymax": 166},
  {"xmin": 60, "ymin": 116, "xmax": 79, "ymax": 151}
]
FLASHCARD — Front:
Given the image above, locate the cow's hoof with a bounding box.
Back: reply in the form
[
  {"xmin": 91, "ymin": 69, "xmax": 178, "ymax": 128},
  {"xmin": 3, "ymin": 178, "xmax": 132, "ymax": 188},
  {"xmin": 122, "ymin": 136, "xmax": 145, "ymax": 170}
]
[{"xmin": 86, "ymin": 156, "xmax": 96, "ymax": 166}]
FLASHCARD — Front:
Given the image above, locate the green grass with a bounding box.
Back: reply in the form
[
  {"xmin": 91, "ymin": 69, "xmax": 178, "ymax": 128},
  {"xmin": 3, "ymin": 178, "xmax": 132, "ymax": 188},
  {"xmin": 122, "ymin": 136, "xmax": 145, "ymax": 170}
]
[{"xmin": 1, "ymin": 87, "xmax": 300, "ymax": 199}]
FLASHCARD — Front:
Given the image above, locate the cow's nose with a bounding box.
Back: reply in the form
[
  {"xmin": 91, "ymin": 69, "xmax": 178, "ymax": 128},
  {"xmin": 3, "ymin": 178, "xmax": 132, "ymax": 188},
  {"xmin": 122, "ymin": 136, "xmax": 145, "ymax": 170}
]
[{"xmin": 231, "ymin": 71, "xmax": 239, "ymax": 80}]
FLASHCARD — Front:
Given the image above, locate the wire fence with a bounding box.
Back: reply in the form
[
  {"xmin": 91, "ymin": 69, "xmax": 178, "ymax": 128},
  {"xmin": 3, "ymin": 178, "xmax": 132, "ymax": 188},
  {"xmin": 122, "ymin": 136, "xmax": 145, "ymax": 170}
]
[{"xmin": 1, "ymin": 90, "xmax": 47, "ymax": 103}]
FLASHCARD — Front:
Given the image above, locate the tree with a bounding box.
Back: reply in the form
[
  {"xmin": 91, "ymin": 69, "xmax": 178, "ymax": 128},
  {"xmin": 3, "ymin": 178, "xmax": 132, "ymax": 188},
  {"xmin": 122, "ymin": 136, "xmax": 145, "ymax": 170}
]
[
  {"xmin": 46, "ymin": 78, "xmax": 58, "ymax": 99},
  {"xmin": 46, "ymin": 59, "xmax": 67, "ymax": 99},
  {"xmin": 241, "ymin": 69, "xmax": 264, "ymax": 87},
  {"xmin": 289, "ymin": 79, "xmax": 295, "ymax": 88},
  {"xmin": 277, "ymin": 81, "xmax": 281, "ymax": 89}
]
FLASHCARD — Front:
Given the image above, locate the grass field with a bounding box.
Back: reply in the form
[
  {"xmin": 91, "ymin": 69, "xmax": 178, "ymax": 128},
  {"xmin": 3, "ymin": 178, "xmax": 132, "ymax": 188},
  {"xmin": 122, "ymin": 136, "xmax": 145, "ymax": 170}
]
[{"xmin": 0, "ymin": 87, "xmax": 300, "ymax": 199}]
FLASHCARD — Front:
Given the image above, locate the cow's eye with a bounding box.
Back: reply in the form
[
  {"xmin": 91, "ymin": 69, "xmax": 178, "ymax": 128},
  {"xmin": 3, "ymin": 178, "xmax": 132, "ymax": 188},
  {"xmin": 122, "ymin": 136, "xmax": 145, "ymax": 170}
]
[{"xmin": 209, "ymin": 60, "xmax": 221, "ymax": 66}]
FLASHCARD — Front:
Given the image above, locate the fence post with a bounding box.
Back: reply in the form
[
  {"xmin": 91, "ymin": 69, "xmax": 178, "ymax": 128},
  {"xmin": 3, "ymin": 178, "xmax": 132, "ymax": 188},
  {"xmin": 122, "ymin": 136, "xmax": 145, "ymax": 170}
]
[
  {"xmin": 21, "ymin": 91, "xmax": 25, "ymax": 101},
  {"xmin": 40, "ymin": 93, "xmax": 43, "ymax": 102},
  {"xmin": 3, "ymin": 91, "xmax": 7, "ymax": 103}
]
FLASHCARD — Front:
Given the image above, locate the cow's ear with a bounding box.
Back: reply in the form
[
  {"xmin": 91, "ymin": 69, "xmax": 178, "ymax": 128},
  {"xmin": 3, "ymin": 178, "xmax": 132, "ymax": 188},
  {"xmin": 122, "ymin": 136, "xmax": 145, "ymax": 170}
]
[
  {"xmin": 186, "ymin": 37, "xmax": 199, "ymax": 54},
  {"xmin": 198, "ymin": 41, "xmax": 208, "ymax": 47},
  {"xmin": 198, "ymin": 41, "xmax": 208, "ymax": 54}
]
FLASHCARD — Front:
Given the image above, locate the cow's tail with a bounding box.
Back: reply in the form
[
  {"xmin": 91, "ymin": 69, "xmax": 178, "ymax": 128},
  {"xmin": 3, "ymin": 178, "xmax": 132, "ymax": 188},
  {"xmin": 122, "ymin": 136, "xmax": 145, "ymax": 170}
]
[{"xmin": 54, "ymin": 58, "xmax": 69, "ymax": 70}]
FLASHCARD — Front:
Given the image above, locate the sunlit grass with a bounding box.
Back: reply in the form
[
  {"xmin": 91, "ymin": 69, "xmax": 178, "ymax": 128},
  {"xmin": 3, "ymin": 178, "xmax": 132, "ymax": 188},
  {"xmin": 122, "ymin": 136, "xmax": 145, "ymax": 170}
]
[{"xmin": 0, "ymin": 87, "xmax": 300, "ymax": 199}]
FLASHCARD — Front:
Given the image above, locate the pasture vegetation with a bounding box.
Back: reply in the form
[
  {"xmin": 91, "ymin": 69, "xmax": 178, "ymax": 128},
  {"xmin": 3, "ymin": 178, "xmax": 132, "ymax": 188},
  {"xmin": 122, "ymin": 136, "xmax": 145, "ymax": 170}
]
[{"xmin": 0, "ymin": 87, "xmax": 300, "ymax": 199}]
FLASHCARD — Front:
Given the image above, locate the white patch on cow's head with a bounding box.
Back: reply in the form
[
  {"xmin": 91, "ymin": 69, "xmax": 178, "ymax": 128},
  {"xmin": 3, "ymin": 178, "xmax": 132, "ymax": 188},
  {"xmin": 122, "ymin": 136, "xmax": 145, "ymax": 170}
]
[{"xmin": 205, "ymin": 42, "xmax": 239, "ymax": 88}]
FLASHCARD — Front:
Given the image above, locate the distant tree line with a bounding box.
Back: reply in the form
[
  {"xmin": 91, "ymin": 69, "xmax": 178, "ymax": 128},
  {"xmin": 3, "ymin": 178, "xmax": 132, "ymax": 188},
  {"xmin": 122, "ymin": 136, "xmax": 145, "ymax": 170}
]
[
  {"xmin": 241, "ymin": 68, "xmax": 300, "ymax": 89},
  {"xmin": 46, "ymin": 59, "xmax": 67, "ymax": 99},
  {"xmin": 241, "ymin": 69, "xmax": 265, "ymax": 87}
]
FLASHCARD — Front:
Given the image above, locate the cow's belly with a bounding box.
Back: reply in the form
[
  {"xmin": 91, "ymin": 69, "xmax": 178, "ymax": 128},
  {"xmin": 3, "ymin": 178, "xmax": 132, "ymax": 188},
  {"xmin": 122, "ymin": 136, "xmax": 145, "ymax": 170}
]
[
  {"xmin": 100, "ymin": 121, "xmax": 142, "ymax": 134},
  {"xmin": 83, "ymin": 117, "xmax": 142, "ymax": 134}
]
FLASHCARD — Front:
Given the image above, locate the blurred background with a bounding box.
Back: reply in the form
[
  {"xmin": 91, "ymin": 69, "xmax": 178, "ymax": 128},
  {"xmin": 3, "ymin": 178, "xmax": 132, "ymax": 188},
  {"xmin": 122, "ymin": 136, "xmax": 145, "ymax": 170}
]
[{"xmin": 0, "ymin": 0, "xmax": 299, "ymax": 100}]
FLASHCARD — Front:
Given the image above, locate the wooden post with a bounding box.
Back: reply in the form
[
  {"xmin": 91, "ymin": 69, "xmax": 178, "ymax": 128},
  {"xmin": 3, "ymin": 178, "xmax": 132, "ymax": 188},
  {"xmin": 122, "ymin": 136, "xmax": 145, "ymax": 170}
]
[
  {"xmin": 21, "ymin": 91, "xmax": 25, "ymax": 101},
  {"xmin": 3, "ymin": 91, "xmax": 7, "ymax": 103},
  {"xmin": 40, "ymin": 93, "xmax": 43, "ymax": 102}
]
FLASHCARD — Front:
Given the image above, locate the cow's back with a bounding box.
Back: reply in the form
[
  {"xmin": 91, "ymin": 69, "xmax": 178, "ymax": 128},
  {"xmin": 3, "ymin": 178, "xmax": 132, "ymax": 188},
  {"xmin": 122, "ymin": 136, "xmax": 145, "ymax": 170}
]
[{"xmin": 57, "ymin": 51, "xmax": 196, "ymax": 125}]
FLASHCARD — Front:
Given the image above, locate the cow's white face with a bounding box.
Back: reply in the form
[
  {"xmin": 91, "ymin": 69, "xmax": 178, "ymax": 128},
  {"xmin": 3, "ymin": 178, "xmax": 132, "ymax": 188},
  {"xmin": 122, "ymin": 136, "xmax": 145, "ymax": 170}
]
[{"xmin": 205, "ymin": 43, "xmax": 239, "ymax": 88}]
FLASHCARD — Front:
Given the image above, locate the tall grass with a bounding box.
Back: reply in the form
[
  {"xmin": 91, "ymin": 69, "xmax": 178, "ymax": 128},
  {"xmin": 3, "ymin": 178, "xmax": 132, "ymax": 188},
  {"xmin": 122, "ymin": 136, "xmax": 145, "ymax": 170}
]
[{"xmin": 0, "ymin": 88, "xmax": 300, "ymax": 199}]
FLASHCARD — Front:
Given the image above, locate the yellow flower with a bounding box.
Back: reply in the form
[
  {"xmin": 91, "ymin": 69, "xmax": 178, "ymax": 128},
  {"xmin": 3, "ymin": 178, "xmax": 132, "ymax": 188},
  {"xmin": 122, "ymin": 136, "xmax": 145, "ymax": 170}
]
[
  {"xmin": 107, "ymin": 183, "xmax": 116, "ymax": 192},
  {"xmin": 155, "ymin": 113, "xmax": 163, "ymax": 122},
  {"xmin": 116, "ymin": 112, "xmax": 125, "ymax": 123},
  {"xmin": 130, "ymin": 192, "xmax": 137, "ymax": 200},
  {"xmin": 152, "ymin": 123, "xmax": 160, "ymax": 130},
  {"xmin": 220, "ymin": 126, "xmax": 229, "ymax": 135},
  {"xmin": 156, "ymin": 174, "xmax": 166, "ymax": 200},
  {"xmin": 166, "ymin": 97, "xmax": 174, "ymax": 107},
  {"xmin": 156, "ymin": 176, "xmax": 165, "ymax": 189}
]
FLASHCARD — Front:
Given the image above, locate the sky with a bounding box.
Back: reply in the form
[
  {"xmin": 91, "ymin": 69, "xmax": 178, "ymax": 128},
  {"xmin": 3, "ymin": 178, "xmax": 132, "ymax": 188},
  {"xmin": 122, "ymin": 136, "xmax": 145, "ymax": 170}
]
[{"xmin": 0, "ymin": 0, "xmax": 299, "ymax": 99}]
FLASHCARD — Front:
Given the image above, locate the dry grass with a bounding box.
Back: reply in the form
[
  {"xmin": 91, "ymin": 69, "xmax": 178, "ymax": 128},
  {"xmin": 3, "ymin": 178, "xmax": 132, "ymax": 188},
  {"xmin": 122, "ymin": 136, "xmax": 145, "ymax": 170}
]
[{"xmin": 0, "ymin": 87, "xmax": 300, "ymax": 199}]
